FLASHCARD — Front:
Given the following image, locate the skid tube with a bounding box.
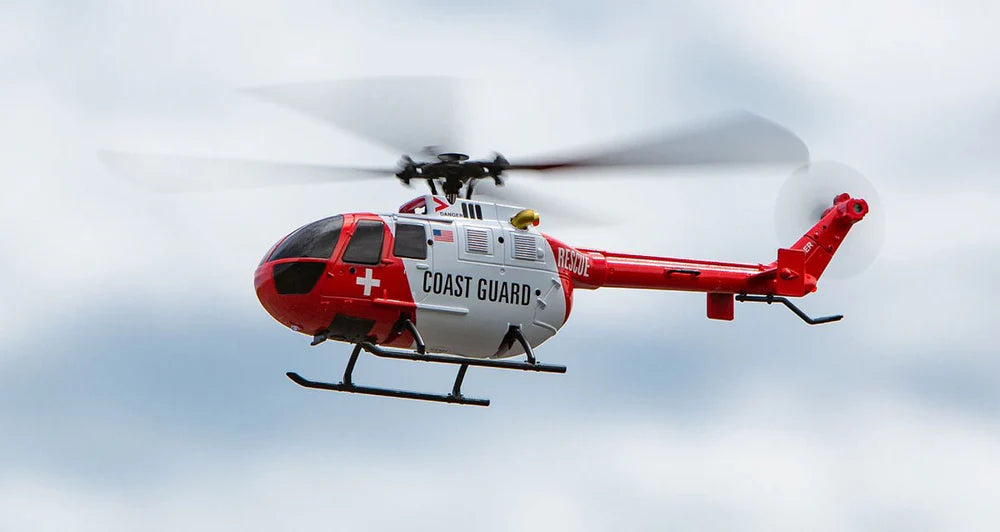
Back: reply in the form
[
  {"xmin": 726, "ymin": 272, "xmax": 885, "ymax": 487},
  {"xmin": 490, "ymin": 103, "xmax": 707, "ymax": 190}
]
[
  {"xmin": 735, "ymin": 294, "xmax": 843, "ymax": 325},
  {"xmin": 287, "ymin": 328, "xmax": 566, "ymax": 407}
]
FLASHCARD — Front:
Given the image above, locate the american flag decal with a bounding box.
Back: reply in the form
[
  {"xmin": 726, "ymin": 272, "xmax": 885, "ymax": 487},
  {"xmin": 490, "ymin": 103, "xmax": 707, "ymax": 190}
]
[{"xmin": 432, "ymin": 228, "xmax": 454, "ymax": 243}]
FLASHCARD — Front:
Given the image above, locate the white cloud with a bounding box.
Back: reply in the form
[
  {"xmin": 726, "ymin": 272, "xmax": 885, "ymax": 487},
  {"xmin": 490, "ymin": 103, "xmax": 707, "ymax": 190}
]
[{"xmin": 3, "ymin": 387, "xmax": 1000, "ymax": 532}]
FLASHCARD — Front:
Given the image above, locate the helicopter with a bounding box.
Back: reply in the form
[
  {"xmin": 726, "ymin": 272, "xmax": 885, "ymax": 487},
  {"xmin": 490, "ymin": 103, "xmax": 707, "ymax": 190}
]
[{"xmin": 102, "ymin": 77, "xmax": 875, "ymax": 407}]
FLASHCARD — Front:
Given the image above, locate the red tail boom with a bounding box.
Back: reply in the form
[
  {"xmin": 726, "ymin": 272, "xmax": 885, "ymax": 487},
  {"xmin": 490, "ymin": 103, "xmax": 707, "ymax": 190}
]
[{"xmin": 549, "ymin": 194, "xmax": 868, "ymax": 321}]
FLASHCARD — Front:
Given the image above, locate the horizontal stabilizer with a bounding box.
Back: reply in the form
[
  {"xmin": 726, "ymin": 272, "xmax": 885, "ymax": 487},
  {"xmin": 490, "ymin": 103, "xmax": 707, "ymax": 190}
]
[{"xmin": 776, "ymin": 247, "xmax": 807, "ymax": 296}]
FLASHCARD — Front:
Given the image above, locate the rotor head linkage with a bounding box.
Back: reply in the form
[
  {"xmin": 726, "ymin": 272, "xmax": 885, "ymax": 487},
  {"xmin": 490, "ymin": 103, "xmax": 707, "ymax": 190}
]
[{"xmin": 395, "ymin": 152, "xmax": 510, "ymax": 202}]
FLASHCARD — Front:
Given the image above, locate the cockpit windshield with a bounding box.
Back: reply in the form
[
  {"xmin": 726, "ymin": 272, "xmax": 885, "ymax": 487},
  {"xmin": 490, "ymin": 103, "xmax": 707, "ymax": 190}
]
[{"xmin": 269, "ymin": 215, "xmax": 344, "ymax": 261}]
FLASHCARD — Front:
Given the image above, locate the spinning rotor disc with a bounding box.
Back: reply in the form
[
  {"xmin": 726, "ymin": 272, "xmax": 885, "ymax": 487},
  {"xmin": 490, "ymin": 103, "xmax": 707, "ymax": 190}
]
[
  {"xmin": 775, "ymin": 161, "xmax": 885, "ymax": 278},
  {"xmin": 101, "ymin": 76, "xmax": 818, "ymax": 211}
]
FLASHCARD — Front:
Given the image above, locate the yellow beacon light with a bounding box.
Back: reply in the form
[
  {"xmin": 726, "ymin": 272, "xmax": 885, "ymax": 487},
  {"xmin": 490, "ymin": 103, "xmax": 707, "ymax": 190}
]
[{"xmin": 510, "ymin": 209, "xmax": 540, "ymax": 230}]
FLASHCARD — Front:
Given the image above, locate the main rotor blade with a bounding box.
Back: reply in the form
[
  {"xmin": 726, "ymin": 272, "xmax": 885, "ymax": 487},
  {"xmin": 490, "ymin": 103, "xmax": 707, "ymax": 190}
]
[
  {"xmin": 472, "ymin": 182, "xmax": 591, "ymax": 227},
  {"xmin": 99, "ymin": 151, "xmax": 394, "ymax": 192},
  {"xmin": 507, "ymin": 111, "xmax": 809, "ymax": 172},
  {"xmin": 242, "ymin": 77, "xmax": 460, "ymax": 156}
]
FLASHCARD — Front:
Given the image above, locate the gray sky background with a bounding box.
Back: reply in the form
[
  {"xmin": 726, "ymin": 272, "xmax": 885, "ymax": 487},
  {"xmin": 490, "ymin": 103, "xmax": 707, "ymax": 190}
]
[{"xmin": 1, "ymin": 1, "xmax": 998, "ymax": 530}]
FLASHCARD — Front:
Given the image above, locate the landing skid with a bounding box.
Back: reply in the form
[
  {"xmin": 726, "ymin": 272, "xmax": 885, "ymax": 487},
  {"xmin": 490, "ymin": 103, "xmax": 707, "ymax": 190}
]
[
  {"xmin": 287, "ymin": 368, "xmax": 491, "ymax": 407},
  {"xmin": 288, "ymin": 323, "xmax": 566, "ymax": 407}
]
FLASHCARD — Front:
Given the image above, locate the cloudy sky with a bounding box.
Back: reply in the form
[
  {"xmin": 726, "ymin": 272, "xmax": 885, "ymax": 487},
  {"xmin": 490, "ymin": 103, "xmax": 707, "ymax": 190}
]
[{"xmin": 1, "ymin": 1, "xmax": 998, "ymax": 530}]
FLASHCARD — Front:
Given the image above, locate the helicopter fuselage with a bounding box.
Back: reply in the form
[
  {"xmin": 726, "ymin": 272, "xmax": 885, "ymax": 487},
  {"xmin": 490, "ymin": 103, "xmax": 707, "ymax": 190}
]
[{"xmin": 255, "ymin": 193, "xmax": 868, "ymax": 359}]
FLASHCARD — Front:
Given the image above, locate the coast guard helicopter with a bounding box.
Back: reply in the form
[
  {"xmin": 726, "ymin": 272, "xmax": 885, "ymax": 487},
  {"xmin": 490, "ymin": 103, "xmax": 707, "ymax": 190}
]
[{"xmin": 103, "ymin": 78, "xmax": 878, "ymax": 406}]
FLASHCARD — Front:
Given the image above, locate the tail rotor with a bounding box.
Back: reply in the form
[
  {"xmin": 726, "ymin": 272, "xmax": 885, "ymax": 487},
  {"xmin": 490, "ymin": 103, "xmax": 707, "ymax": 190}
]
[{"xmin": 775, "ymin": 161, "xmax": 885, "ymax": 278}]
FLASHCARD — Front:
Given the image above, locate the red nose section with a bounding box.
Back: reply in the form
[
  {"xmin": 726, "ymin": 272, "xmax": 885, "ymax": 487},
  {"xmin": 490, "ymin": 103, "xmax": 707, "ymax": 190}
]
[
  {"xmin": 254, "ymin": 214, "xmax": 419, "ymax": 347},
  {"xmin": 255, "ymin": 261, "xmax": 333, "ymax": 335}
]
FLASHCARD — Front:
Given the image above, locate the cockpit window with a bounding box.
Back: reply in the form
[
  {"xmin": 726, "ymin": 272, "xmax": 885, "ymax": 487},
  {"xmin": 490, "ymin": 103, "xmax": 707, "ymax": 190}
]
[
  {"xmin": 393, "ymin": 223, "xmax": 427, "ymax": 259},
  {"xmin": 270, "ymin": 215, "xmax": 344, "ymax": 261},
  {"xmin": 342, "ymin": 219, "xmax": 385, "ymax": 265}
]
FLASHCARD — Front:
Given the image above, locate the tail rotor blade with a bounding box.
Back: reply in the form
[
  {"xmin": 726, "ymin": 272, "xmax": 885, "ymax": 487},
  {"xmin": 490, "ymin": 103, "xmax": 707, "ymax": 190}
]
[{"xmin": 775, "ymin": 161, "xmax": 886, "ymax": 278}]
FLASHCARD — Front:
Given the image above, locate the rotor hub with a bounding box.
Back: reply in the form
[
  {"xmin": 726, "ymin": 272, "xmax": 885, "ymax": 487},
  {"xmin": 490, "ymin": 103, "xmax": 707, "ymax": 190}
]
[
  {"xmin": 395, "ymin": 152, "xmax": 510, "ymax": 203},
  {"xmin": 436, "ymin": 152, "xmax": 470, "ymax": 163}
]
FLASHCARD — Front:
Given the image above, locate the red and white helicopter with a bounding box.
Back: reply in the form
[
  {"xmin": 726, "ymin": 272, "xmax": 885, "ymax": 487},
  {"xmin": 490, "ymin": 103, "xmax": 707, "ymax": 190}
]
[{"xmin": 104, "ymin": 78, "xmax": 876, "ymax": 406}]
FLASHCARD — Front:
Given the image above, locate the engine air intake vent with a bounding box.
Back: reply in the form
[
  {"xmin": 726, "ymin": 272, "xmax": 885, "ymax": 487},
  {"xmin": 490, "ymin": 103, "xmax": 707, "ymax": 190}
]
[
  {"xmin": 512, "ymin": 234, "xmax": 538, "ymax": 261},
  {"xmin": 466, "ymin": 228, "xmax": 491, "ymax": 255}
]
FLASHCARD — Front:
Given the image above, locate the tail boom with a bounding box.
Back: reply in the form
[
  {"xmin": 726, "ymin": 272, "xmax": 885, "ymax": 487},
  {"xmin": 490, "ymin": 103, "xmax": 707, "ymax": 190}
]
[{"xmin": 548, "ymin": 194, "xmax": 868, "ymax": 321}]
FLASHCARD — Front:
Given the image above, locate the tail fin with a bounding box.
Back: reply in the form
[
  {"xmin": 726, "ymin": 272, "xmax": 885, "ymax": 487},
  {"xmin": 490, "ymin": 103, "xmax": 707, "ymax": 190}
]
[{"xmin": 775, "ymin": 193, "xmax": 868, "ymax": 296}]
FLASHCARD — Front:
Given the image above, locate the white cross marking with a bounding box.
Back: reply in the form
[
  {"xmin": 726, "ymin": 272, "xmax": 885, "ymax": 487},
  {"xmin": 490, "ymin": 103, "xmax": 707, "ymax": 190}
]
[{"xmin": 355, "ymin": 268, "xmax": 381, "ymax": 296}]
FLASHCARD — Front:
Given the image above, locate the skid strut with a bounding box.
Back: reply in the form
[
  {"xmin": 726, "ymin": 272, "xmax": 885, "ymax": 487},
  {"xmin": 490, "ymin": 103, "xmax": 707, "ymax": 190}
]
[
  {"xmin": 735, "ymin": 294, "xmax": 843, "ymax": 325},
  {"xmin": 287, "ymin": 323, "xmax": 566, "ymax": 407}
]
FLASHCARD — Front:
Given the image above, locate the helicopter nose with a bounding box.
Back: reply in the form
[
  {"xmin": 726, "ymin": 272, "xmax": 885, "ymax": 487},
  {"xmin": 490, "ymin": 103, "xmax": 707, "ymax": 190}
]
[{"xmin": 254, "ymin": 259, "xmax": 330, "ymax": 334}]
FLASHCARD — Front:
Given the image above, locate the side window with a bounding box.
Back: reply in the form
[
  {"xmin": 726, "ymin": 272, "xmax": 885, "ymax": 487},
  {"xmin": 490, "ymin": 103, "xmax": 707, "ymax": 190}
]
[
  {"xmin": 343, "ymin": 220, "xmax": 385, "ymax": 265},
  {"xmin": 393, "ymin": 223, "xmax": 427, "ymax": 260}
]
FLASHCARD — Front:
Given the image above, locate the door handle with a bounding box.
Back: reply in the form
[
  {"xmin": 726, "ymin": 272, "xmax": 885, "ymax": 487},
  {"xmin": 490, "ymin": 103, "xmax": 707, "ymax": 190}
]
[{"xmin": 415, "ymin": 263, "xmax": 430, "ymax": 270}]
